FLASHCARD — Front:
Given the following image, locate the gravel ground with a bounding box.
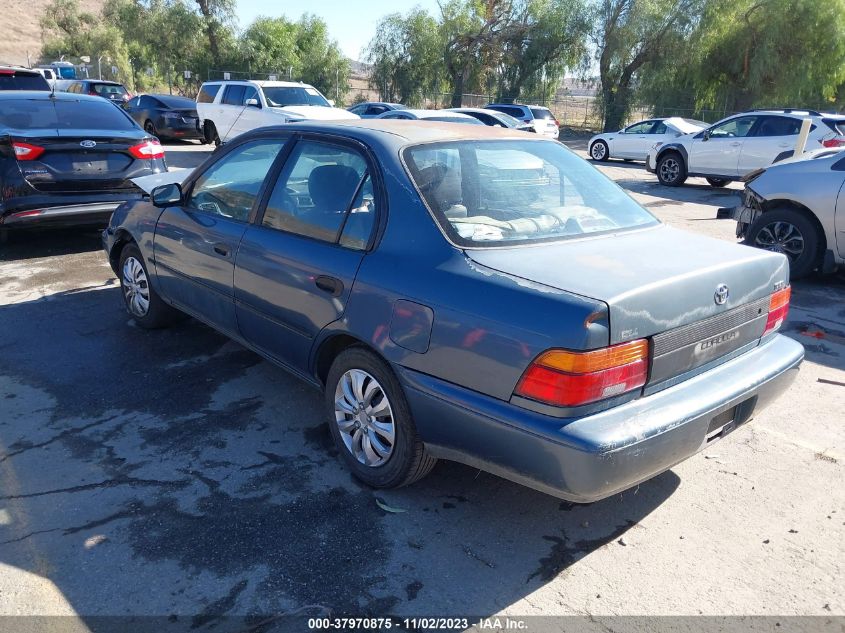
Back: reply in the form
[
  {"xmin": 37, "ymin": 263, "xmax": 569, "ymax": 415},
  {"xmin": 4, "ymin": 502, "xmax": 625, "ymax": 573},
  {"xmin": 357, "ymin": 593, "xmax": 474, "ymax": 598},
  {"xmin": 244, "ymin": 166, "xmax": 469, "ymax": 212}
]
[{"xmin": 0, "ymin": 139, "xmax": 841, "ymax": 628}]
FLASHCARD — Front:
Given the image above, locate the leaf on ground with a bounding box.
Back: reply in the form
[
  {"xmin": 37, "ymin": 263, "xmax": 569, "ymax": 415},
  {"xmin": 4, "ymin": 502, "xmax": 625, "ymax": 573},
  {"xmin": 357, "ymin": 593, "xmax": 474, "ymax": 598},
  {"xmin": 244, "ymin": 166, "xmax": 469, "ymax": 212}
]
[{"xmin": 375, "ymin": 497, "xmax": 407, "ymax": 513}]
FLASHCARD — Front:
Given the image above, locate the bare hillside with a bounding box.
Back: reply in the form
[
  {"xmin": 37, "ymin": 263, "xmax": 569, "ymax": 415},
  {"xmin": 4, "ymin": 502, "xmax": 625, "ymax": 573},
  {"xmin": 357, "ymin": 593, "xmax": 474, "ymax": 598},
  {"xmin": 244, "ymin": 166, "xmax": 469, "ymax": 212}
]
[{"xmin": 0, "ymin": 0, "xmax": 104, "ymax": 66}]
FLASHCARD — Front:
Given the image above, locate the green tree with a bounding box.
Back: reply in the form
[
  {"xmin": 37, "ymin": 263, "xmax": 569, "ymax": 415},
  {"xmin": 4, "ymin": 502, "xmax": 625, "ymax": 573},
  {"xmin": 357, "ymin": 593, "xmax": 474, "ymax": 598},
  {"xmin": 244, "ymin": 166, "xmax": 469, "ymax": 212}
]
[
  {"xmin": 590, "ymin": 0, "xmax": 703, "ymax": 131},
  {"xmin": 293, "ymin": 14, "xmax": 350, "ymax": 103},
  {"xmin": 239, "ymin": 16, "xmax": 300, "ymax": 77},
  {"xmin": 365, "ymin": 9, "xmax": 443, "ymax": 106}
]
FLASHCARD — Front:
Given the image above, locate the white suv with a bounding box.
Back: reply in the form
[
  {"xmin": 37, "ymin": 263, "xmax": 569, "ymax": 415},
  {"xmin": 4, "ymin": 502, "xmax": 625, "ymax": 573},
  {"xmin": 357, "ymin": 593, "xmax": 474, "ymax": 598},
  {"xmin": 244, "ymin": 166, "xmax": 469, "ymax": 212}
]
[
  {"xmin": 646, "ymin": 109, "xmax": 845, "ymax": 186},
  {"xmin": 196, "ymin": 80, "xmax": 359, "ymax": 144}
]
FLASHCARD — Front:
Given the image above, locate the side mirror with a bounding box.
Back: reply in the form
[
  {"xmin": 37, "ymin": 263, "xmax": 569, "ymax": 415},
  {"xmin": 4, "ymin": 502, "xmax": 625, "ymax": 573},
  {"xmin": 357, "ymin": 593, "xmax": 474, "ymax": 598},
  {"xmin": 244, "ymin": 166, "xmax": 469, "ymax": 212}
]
[
  {"xmin": 703, "ymin": 129, "xmax": 711, "ymax": 141},
  {"xmin": 151, "ymin": 183, "xmax": 182, "ymax": 207},
  {"xmin": 245, "ymin": 98, "xmax": 261, "ymax": 108}
]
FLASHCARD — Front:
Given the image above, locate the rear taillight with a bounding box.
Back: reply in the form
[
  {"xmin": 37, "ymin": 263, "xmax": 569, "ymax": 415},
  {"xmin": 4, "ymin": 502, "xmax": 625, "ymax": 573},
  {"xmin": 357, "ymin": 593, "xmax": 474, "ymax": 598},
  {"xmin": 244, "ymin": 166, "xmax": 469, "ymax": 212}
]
[
  {"xmin": 821, "ymin": 137, "xmax": 845, "ymax": 148},
  {"xmin": 514, "ymin": 339, "xmax": 649, "ymax": 407},
  {"xmin": 12, "ymin": 142, "xmax": 45, "ymax": 161},
  {"xmin": 128, "ymin": 140, "xmax": 165, "ymax": 159},
  {"xmin": 763, "ymin": 287, "xmax": 791, "ymax": 336}
]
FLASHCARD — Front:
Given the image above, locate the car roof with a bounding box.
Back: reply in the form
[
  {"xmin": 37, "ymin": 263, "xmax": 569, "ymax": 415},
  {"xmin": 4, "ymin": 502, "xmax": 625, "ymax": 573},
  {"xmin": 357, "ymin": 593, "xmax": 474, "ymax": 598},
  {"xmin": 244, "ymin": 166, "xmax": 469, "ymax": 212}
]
[
  {"xmin": 0, "ymin": 90, "xmax": 108, "ymax": 102},
  {"xmin": 397, "ymin": 109, "xmax": 477, "ymax": 119},
  {"xmin": 202, "ymin": 80, "xmax": 314, "ymax": 88},
  {"xmin": 0, "ymin": 65, "xmax": 40, "ymax": 74},
  {"xmin": 255, "ymin": 119, "xmax": 541, "ymax": 146}
]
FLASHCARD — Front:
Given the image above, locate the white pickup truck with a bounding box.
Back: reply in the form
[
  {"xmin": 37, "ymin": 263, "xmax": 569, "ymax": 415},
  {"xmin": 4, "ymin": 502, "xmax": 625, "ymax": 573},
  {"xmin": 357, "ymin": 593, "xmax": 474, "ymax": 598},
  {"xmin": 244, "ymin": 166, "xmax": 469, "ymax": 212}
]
[{"xmin": 196, "ymin": 80, "xmax": 359, "ymax": 144}]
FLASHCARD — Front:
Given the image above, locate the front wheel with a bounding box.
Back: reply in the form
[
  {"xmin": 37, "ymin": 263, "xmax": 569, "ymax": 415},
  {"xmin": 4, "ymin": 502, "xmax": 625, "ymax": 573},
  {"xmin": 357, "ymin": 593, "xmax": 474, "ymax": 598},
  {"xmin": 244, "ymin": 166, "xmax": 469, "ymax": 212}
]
[
  {"xmin": 118, "ymin": 243, "xmax": 182, "ymax": 328},
  {"xmin": 325, "ymin": 347, "xmax": 436, "ymax": 489},
  {"xmin": 743, "ymin": 208, "xmax": 821, "ymax": 279},
  {"xmin": 590, "ymin": 140, "xmax": 609, "ymax": 161},
  {"xmin": 706, "ymin": 177, "xmax": 730, "ymax": 187},
  {"xmin": 656, "ymin": 152, "xmax": 687, "ymax": 186}
]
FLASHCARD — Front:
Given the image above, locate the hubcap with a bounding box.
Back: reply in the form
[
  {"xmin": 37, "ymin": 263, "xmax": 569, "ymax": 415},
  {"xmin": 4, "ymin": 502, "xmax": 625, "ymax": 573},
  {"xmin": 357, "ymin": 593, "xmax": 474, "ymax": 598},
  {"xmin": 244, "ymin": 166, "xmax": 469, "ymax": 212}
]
[
  {"xmin": 334, "ymin": 369, "xmax": 395, "ymax": 467},
  {"xmin": 659, "ymin": 158, "xmax": 679, "ymax": 182},
  {"xmin": 591, "ymin": 143, "xmax": 606, "ymax": 160},
  {"xmin": 122, "ymin": 256, "xmax": 151, "ymax": 317},
  {"xmin": 754, "ymin": 221, "xmax": 804, "ymax": 261}
]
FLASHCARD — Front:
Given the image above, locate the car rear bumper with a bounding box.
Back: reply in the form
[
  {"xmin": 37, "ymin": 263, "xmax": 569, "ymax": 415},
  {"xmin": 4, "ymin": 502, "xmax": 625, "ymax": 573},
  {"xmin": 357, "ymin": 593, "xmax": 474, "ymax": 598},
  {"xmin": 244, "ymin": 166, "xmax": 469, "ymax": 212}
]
[
  {"xmin": 1, "ymin": 193, "xmax": 140, "ymax": 229},
  {"xmin": 399, "ymin": 333, "xmax": 803, "ymax": 502},
  {"xmin": 158, "ymin": 122, "xmax": 204, "ymax": 140}
]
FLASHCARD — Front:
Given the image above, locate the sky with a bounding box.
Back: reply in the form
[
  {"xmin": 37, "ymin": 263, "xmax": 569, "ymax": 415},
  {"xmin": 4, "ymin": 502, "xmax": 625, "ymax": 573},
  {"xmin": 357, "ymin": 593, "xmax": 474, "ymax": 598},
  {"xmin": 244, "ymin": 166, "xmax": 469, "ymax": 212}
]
[{"xmin": 235, "ymin": 0, "xmax": 442, "ymax": 61}]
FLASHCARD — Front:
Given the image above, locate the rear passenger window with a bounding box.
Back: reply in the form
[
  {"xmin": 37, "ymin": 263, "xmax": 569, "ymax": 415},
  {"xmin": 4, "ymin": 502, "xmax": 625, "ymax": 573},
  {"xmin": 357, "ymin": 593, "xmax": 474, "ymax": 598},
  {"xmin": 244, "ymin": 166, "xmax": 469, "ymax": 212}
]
[
  {"xmin": 756, "ymin": 116, "xmax": 802, "ymax": 136},
  {"xmin": 187, "ymin": 140, "xmax": 285, "ymax": 221},
  {"xmin": 197, "ymin": 83, "xmax": 220, "ymax": 103},
  {"xmin": 222, "ymin": 85, "xmax": 246, "ymax": 106},
  {"xmin": 262, "ymin": 141, "xmax": 372, "ymax": 245}
]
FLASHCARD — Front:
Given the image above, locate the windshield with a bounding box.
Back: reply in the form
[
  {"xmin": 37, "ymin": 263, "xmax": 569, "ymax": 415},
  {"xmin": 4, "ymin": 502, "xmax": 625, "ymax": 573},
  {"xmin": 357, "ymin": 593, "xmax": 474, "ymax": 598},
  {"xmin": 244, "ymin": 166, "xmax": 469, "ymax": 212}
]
[
  {"xmin": 425, "ymin": 116, "xmax": 483, "ymax": 125},
  {"xmin": 0, "ymin": 98, "xmax": 137, "ymax": 130},
  {"xmin": 261, "ymin": 86, "xmax": 330, "ymax": 107},
  {"xmin": 492, "ymin": 111, "xmax": 522, "ymax": 127},
  {"xmin": 530, "ymin": 107, "xmax": 553, "ymax": 119},
  {"xmin": 93, "ymin": 83, "xmax": 127, "ymax": 96},
  {"xmin": 0, "ymin": 73, "xmax": 50, "ymax": 91},
  {"xmin": 404, "ymin": 140, "xmax": 658, "ymax": 247}
]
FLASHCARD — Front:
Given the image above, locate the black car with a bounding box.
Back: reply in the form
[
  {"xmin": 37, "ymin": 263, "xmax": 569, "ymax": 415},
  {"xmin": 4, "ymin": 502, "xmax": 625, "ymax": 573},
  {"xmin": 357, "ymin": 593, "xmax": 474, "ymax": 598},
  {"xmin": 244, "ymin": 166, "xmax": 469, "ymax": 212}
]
[
  {"xmin": 65, "ymin": 80, "xmax": 132, "ymax": 104},
  {"xmin": 123, "ymin": 94, "xmax": 204, "ymax": 141},
  {"xmin": 0, "ymin": 91, "xmax": 167, "ymax": 235},
  {"xmin": 0, "ymin": 66, "xmax": 50, "ymax": 91}
]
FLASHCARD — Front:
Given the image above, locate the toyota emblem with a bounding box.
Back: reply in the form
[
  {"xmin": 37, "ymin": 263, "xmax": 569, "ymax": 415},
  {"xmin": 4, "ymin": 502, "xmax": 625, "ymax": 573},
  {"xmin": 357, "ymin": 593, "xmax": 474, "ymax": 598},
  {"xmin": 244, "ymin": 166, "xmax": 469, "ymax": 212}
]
[
  {"xmin": 714, "ymin": 284, "xmax": 729, "ymax": 305},
  {"xmin": 80, "ymin": 140, "xmax": 96, "ymax": 148}
]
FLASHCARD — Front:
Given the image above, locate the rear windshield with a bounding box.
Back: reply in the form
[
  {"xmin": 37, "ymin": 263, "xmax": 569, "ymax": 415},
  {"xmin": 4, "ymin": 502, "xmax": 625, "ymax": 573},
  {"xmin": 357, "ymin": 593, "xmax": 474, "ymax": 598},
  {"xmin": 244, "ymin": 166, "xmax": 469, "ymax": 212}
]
[
  {"xmin": 823, "ymin": 118, "xmax": 845, "ymax": 135},
  {"xmin": 197, "ymin": 83, "xmax": 220, "ymax": 103},
  {"xmin": 0, "ymin": 98, "xmax": 137, "ymax": 130},
  {"xmin": 0, "ymin": 72, "xmax": 50, "ymax": 91},
  {"xmin": 425, "ymin": 116, "xmax": 483, "ymax": 125},
  {"xmin": 530, "ymin": 107, "xmax": 553, "ymax": 119},
  {"xmin": 156, "ymin": 95, "xmax": 195, "ymax": 109},
  {"xmin": 92, "ymin": 83, "xmax": 127, "ymax": 96},
  {"xmin": 404, "ymin": 140, "xmax": 657, "ymax": 247},
  {"xmin": 262, "ymin": 86, "xmax": 330, "ymax": 107}
]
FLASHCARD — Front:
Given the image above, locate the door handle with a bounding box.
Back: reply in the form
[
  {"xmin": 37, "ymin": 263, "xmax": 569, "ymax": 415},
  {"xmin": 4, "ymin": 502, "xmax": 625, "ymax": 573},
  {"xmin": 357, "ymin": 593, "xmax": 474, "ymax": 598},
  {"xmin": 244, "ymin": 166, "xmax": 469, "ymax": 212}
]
[
  {"xmin": 730, "ymin": 142, "xmax": 741, "ymax": 146},
  {"xmin": 315, "ymin": 275, "xmax": 344, "ymax": 296},
  {"xmin": 212, "ymin": 243, "xmax": 230, "ymax": 257}
]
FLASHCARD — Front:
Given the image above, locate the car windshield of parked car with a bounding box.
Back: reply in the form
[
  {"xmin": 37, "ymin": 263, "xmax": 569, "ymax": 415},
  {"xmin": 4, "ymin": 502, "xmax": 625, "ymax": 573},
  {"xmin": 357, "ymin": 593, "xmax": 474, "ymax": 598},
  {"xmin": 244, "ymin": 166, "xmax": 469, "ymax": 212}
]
[
  {"xmin": 156, "ymin": 95, "xmax": 195, "ymax": 109},
  {"xmin": 424, "ymin": 116, "xmax": 483, "ymax": 125},
  {"xmin": 93, "ymin": 83, "xmax": 128, "ymax": 97},
  {"xmin": 489, "ymin": 111, "xmax": 521, "ymax": 127},
  {"xmin": 0, "ymin": 98, "xmax": 137, "ymax": 130},
  {"xmin": 262, "ymin": 86, "xmax": 330, "ymax": 107},
  {"xmin": 0, "ymin": 72, "xmax": 49, "ymax": 90},
  {"xmin": 530, "ymin": 107, "xmax": 553, "ymax": 119},
  {"xmin": 404, "ymin": 140, "xmax": 658, "ymax": 246}
]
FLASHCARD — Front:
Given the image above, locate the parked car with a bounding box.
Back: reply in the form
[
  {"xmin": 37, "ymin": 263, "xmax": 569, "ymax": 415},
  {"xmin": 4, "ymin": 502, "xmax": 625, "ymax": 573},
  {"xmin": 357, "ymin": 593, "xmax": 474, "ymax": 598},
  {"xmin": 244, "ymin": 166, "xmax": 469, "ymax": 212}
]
[
  {"xmin": 124, "ymin": 94, "xmax": 204, "ymax": 142},
  {"xmin": 347, "ymin": 102, "xmax": 407, "ymax": 118},
  {"xmin": 717, "ymin": 148, "xmax": 845, "ymax": 279},
  {"xmin": 0, "ymin": 66, "xmax": 50, "ymax": 91},
  {"xmin": 647, "ymin": 109, "xmax": 845, "ymax": 187},
  {"xmin": 196, "ymin": 80, "xmax": 358, "ymax": 145},
  {"xmin": 31, "ymin": 67, "xmax": 58, "ymax": 87},
  {"xmin": 446, "ymin": 107, "xmax": 533, "ymax": 131},
  {"xmin": 0, "ymin": 91, "xmax": 165, "ymax": 236},
  {"xmin": 64, "ymin": 79, "xmax": 132, "ymax": 105},
  {"xmin": 589, "ymin": 117, "xmax": 708, "ymax": 162},
  {"xmin": 484, "ymin": 103, "xmax": 559, "ymax": 139},
  {"xmin": 375, "ymin": 109, "xmax": 482, "ymax": 124},
  {"xmin": 103, "ymin": 121, "xmax": 803, "ymax": 502}
]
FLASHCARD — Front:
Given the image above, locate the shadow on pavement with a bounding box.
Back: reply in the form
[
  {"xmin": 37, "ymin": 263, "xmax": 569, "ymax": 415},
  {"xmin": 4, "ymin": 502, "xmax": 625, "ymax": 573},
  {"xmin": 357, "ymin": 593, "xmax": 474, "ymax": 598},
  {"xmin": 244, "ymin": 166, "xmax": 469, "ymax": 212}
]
[
  {"xmin": 783, "ymin": 274, "xmax": 845, "ymax": 373},
  {"xmin": 0, "ymin": 284, "xmax": 680, "ymax": 622},
  {"xmin": 0, "ymin": 227, "xmax": 105, "ymax": 262}
]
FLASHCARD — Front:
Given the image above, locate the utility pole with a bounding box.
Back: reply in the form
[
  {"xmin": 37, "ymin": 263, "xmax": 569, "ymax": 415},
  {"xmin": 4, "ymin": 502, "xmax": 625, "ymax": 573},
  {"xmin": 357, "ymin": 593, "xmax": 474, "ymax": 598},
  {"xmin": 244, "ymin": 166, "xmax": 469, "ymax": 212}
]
[{"xmin": 336, "ymin": 66, "xmax": 339, "ymax": 102}]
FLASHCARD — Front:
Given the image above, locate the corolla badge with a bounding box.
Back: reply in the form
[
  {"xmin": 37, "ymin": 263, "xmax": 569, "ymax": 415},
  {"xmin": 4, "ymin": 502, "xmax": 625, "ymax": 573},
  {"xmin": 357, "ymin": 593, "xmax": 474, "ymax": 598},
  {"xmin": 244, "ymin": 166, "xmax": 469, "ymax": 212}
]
[
  {"xmin": 79, "ymin": 140, "xmax": 97, "ymax": 148},
  {"xmin": 714, "ymin": 283, "xmax": 729, "ymax": 305}
]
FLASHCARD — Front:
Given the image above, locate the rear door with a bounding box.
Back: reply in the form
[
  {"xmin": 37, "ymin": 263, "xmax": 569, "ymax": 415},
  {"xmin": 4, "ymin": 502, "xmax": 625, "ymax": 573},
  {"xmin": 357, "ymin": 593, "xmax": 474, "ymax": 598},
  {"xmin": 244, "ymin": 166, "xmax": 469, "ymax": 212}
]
[
  {"xmin": 689, "ymin": 115, "xmax": 759, "ymax": 176},
  {"xmin": 613, "ymin": 120, "xmax": 654, "ymax": 158},
  {"xmin": 234, "ymin": 136, "xmax": 379, "ymax": 371},
  {"xmin": 738, "ymin": 115, "xmax": 802, "ymax": 175},
  {"xmin": 217, "ymin": 84, "xmax": 246, "ymax": 141},
  {"xmin": 153, "ymin": 138, "xmax": 286, "ymax": 335}
]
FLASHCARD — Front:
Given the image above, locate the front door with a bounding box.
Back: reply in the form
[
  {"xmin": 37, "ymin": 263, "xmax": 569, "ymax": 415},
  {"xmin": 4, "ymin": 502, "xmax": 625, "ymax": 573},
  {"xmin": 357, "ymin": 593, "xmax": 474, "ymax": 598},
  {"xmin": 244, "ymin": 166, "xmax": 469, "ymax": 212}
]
[
  {"xmin": 153, "ymin": 138, "xmax": 286, "ymax": 335},
  {"xmin": 689, "ymin": 115, "xmax": 759, "ymax": 176},
  {"xmin": 614, "ymin": 120, "xmax": 654, "ymax": 158},
  {"xmin": 234, "ymin": 138, "xmax": 379, "ymax": 372}
]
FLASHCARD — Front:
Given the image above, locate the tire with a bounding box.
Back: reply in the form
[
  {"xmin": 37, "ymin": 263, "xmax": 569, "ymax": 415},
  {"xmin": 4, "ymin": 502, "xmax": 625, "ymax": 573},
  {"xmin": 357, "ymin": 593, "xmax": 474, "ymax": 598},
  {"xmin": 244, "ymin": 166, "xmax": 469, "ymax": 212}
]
[
  {"xmin": 706, "ymin": 177, "xmax": 730, "ymax": 187},
  {"xmin": 590, "ymin": 140, "xmax": 609, "ymax": 161},
  {"xmin": 743, "ymin": 208, "xmax": 821, "ymax": 280},
  {"xmin": 144, "ymin": 120, "xmax": 157, "ymax": 136},
  {"xmin": 656, "ymin": 151, "xmax": 687, "ymax": 186},
  {"xmin": 325, "ymin": 347, "xmax": 437, "ymax": 489},
  {"xmin": 117, "ymin": 243, "xmax": 182, "ymax": 328},
  {"xmin": 204, "ymin": 121, "xmax": 220, "ymax": 146}
]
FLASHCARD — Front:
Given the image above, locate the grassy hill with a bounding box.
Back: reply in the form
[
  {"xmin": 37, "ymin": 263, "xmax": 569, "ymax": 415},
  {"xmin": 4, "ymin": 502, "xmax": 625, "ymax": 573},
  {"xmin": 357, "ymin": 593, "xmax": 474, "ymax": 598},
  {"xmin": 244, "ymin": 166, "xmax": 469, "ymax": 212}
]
[{"xmin": 0, "ymin": 0, "xmax": 104, "ymax": 66}]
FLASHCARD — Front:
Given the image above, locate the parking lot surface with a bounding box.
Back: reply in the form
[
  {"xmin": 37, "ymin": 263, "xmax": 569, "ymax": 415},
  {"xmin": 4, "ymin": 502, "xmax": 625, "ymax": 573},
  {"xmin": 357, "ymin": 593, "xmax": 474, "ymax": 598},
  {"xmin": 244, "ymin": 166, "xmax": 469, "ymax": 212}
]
[{"xmin": 0, "ymin": 140, "xmax": 842, "ymax": 623}]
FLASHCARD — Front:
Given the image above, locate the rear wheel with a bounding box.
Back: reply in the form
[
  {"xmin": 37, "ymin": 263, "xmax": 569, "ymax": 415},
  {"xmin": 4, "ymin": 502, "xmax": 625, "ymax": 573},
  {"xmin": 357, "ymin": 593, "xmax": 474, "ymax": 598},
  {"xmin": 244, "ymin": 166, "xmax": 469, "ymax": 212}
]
[
  {"xmin": 204, "ymin": 121, "xmax": 220, "ymax": 146},
  {"xmin": 656, "ymin": 152, "xmax": 687, "ymax": 186},
  {"xmin": 325, "ymin": 347, "xmax": 436, "ymax": 489},
  {"xmin": 743, "ymin": 208, "xmax": 821, "ymax": 279},
  {"xmin": 590, "ymin": 140, "xmax": 609, "ymax": 161},
  {"xmin": 118, "ymin": 243, "xmax": 182, "ymax": 328},
  {"xmin": 144, "ymin": 120, "xmax": 157, "ymax": 137},
  {"xmin": 706, "ymin": 177, "xmax": 730, "ymax": 187}
]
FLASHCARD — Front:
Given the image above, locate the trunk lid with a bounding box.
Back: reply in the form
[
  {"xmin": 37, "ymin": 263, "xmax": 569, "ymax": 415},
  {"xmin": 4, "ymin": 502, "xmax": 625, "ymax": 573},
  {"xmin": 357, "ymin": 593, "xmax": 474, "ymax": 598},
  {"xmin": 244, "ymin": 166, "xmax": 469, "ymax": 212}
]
[
  {"xmin": 10, "ymin": 129, "xmax": 154, "ymax": 193},
  {"xmin": 466, "ymin": 225, "xmax": 789, "ymax": 385}
]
